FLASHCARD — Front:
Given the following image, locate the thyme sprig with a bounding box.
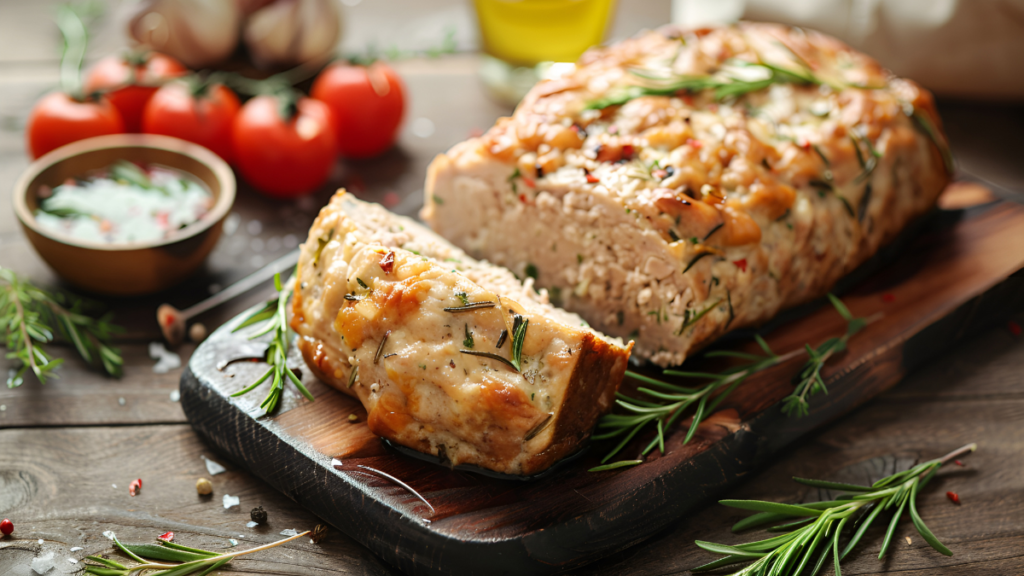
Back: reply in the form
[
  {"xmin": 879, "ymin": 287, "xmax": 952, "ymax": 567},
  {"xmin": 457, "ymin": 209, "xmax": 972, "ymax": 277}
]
[
  {"xmin": 692, "ymin": 443, "xmax": 976, "ymax": 576},
  {"xmin": 1, "ymin": 267, "xmax": 123, "ymax": 387},
  {"xmin": 592, "ymin": 294, "xmax": 871, "ymax": 472},
  {"xmin": 84, "ymin": 530, "xmax": 310, "ymax": 575},
  {"xmin": 782, "ymin": 294, "xmax": 878, "ymax": 418},
  {"xmin": 231, "ymin": 272, "xmax": 314, "ymax": 414}
]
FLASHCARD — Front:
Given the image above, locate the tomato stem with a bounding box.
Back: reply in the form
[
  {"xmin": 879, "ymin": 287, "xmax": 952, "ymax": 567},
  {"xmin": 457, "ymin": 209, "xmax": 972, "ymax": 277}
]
[{"xmin": 55, "ymin": 6, "xmax": 88, "ymax": 100}]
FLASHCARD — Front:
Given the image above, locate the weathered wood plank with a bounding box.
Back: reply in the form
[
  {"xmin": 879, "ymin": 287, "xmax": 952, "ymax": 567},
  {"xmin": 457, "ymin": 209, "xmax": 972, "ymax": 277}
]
[
  {"xmin": 0, "ymin": 423, "xmax": 400, "ymax": 575},
  {"xmin": 573, "ymin": 324, "xmax": 1024, "ymax": 576}
]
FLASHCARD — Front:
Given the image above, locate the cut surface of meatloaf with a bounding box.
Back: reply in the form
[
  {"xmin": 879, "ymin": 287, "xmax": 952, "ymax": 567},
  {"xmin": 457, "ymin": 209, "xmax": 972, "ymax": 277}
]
[
  {"xmin": 423, "ymin": 22, "xmax": 951, "ymax": 367},
  {"xmin": 291, "ymin": 191, "xmax": 632, "ymax": 475}
]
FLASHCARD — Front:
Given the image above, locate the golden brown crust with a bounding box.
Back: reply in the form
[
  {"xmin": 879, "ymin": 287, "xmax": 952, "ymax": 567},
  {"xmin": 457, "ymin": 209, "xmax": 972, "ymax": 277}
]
[
  {"xmin": 291, "ymin": 192, "xmax": 631, "ymax": 475},
  {"xmin": 423, "ymin": 22, "xmax": 950, "ymax": 367}
]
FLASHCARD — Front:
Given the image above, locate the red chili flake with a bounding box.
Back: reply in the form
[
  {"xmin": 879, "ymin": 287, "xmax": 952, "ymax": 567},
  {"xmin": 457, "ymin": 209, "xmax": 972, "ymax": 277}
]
[
  {"xmin": 686, "ymin": 138, "xmax": 703, "ymax": 150},
  {"xmin": 652, "ymin": 169, "xmax": 668, "ymax": 179},
  {"xmin": 733, "ymin": 259, "xmax": 748, "ymax": 272},
  {"xmin": 379, "ymin": 251, "xmax": 395, "ymax": 274},
  {"xmin": 586, "ymin": 173, "xmax": 600, "ymax": 184},
  {"xmin": 0, "ymin": 518, "xmax": 12, "ymax": 536},
  {"xmin": 622, "ymin": 144, "xmax": 635, "ymax": 159},
  {"xmin": 1009, "ymin": 320, "xmax": 1022, "ymax": 336},
  {"xmin": 521, "ymin": 176, "xmax": 536, "ymax": 188},
  {"xmin": 449, "ymin": 359, "xmax": 456, "ymax": 369},
  {"xmin": 882, "ymin": 293, "xmax": 895, "ymax": 303},
  {"xmin": 946, "ymin": 491, "xmax": 960, "ymax": 505},
  {"xmin": 954, "ymin": 460, "xmax": 964, "ymax": 467},
  {"xmin": 800, "ymin": 141, "xmax": 811, "ymax": 150},
  {"xmin": 129, "ymin": 478, "xmax": 142, "ymax": 497},
  {"xmin": 158, "ymin": 531, "xmax": 174, "ymax": 542},
  {"xmin": 518, "ymin": 193, "xmax": 528, "ymax": 204}
]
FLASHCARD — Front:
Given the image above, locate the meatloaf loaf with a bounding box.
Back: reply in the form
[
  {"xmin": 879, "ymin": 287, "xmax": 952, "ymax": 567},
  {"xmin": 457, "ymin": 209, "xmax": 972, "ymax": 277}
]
[
  {"xmin": 423, "ymin": 22, "xmax": 951, "ymax": 367},
  {"xmin": 291, "ymin": 191, "xmax": 632, "ymax": 475}
]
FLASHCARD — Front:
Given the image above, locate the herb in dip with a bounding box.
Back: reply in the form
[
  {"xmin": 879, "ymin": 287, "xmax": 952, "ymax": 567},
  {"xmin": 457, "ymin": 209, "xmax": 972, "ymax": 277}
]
[{"xmin": 34, "ymin": 161, "xmax": 213, "ymax": 244}]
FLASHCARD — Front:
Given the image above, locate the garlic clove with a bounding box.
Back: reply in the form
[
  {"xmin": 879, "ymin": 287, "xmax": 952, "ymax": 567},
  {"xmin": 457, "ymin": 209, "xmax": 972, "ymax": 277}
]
[
  {"xmin": 244, "ymin": 0, "xmax": 342, "ymax": 70},
  {"xmin": 128, "ymin": 0, "xmax": 242, "ymax": 69}
]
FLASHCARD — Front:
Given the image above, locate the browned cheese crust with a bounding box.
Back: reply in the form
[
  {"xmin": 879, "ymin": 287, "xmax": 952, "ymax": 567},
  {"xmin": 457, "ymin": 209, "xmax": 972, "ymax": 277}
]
[
  {"xmin": 291, "ymin": 192, "xmax": 631, "ymax": 475},
  {"xmin": 423, "ymin": 22, "xmax": 951, "ymax": 366}
]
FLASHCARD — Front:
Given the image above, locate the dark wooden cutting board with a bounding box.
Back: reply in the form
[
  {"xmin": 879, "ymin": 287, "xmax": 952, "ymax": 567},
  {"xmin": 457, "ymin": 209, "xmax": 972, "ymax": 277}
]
[{"xmin": 180, "ymin": 195, "xmax": 1024, "ymax": 576}]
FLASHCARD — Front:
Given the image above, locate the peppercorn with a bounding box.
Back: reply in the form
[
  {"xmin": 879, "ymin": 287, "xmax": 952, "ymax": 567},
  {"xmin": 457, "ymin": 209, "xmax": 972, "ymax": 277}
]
[
  {"xmin": 250, "ymin": 506, "xmax": 268, "ymax": 524},
  {"xmin": 196, "ymin": 477, "xmax": 213, "ymax": 495},
  {"xmin": 1, "ymin": 518, "xmax": 13, "ymax": 536}
]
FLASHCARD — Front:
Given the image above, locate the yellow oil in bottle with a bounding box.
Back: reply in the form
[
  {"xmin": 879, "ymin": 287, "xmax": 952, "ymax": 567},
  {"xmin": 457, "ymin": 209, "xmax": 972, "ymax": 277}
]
[{"xmin": 474, "ymin": 0, "xmax": 617, "ymax": 66}]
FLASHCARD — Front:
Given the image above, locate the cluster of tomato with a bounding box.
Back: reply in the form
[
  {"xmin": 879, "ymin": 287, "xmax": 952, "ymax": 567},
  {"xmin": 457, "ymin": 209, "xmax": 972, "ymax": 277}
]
[{"xmin": 26, "ymin": 52, "xmax": 405, "ymax": 198}]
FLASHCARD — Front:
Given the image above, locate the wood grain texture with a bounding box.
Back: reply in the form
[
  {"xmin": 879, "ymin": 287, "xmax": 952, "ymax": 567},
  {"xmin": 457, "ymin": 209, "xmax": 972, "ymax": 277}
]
[
  {"xmin": 576, "ymin": 324, "xmax": 1024, "ymax": 575},
  {"xmin": 179, "ymin": 200, "xmax": 1024, "ymax": 575},
  {"xmin": 0, "ymin": 424, "xmax": 400, "ymax": 576}
]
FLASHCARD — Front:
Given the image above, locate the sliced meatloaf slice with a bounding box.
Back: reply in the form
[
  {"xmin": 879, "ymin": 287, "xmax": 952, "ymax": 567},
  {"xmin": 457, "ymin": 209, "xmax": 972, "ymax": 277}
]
[
  {"xmin": 422, "ymin": 22, "xmax": 951, "ymax": 367},
  {"xmin": 291, "ymin": 191, "xmax": 632, "ymax": 476}
]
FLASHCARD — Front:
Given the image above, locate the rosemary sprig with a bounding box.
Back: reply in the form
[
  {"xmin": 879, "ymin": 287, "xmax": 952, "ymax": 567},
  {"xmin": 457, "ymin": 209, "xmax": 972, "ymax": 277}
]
[
  {"xmin": 586, "ymin": 59, "xmax": 823, "ymax": 110},
  {"xmin": 782, "ymin": 294, "xmax": 876, "ymax": 418},
  {"xmin": 231, "ymin": 272, "xmax": 314, "ymax": 414},
  {"xmin": 84, "ymin": 530, "xmax": 310, "ymax": 575},
  {"xmin": 509, "ymin": 313, "xmax": 528, "ymax": 371},
  {"xmin": 1, "ymin": 267, "xmax": 123, "ymax": 387},
  {"xmin": 692, "ymin": 443, "xmax": 976, "ymax": 576},
  {"xmin": 590, "ymin": 335, "xmax": 800, "ymax": 472},
  {"xmin": 592, "ymin": 294, "xmax": 871, "ymax": 472}
]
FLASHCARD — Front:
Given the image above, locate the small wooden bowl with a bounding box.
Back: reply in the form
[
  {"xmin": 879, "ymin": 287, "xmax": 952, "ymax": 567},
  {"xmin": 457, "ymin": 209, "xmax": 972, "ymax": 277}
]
[{"xmin": 13, "ymin": 134, "xmax": 236, "ymax": 296}]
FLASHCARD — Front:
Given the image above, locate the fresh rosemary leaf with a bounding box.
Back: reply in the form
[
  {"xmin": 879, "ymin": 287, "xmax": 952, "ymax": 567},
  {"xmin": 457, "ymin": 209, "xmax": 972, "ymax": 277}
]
[
  {"xmin": 374, "ymin": 330, "xmax": 391, "ymax": 364},
  {"xmin": 510, "ymin": 314, "xmax": 528, "ymax": 371},
  {"xmin": 460, "ymin": 349, "xmax": 516, "ymax": 370},
  {"xmin": 443, "ymin": 301, "xmax": 497, "ymax": 312},
  {"xmin": 908, "ymin": 106, "xmax": 955, "ymax": 175},
  {"xmin": 312, "ymin": 229, "xmax": 334, "ymax": 267},
  {"xmin": 588, "ymin": 459, "xmax": 644, "ymax": 472},
  {"xmin": 693, "ymin": 443, "xmax": 975, "ymax": 576},
  {"xmin": 791, "ymin": 477, "xmax": 873, "ymax": 492},
  {"xmin": 119, "ymin": 543, "xmax": 211, "ymax": 562},
  {"xmin": 1, "ymin": 267, "xmax": 124, "ymax": 386},
  {"xmin": 230, "ymin": 270, "xmax": 314, "ymax": 413},
  {"xmin": 719, "ymin": 500, "xmax": 824, "ymax": 518},
  {"xmin": 782, "ymin": 294, "xmax": 874, "ymax": 418}
]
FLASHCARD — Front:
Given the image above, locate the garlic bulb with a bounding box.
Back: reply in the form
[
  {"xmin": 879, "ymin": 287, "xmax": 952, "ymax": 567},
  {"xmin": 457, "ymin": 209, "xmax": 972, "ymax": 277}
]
[
  {"xmin": 128, "ymin": 0, "xmax": 242, "ymax": 69},
  {"xmin": 243, "ymin": 0, "xmax": 342, "ymax": 69}
]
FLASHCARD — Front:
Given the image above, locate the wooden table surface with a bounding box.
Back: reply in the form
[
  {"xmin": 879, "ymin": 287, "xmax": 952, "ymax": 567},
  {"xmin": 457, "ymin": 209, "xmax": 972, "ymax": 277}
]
[{"xmin": 1, "ymin": 1, "xmax": 1023, "ymax": 574}]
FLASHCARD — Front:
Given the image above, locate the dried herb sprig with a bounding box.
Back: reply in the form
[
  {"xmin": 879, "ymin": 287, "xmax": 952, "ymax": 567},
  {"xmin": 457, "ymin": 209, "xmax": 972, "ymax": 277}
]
[
  {"xmin": 84, "ymin": 530, "xmax": 310, "ymax": 575},
  {"xmin": 1, "ymin": 267, "xmax": 123, "ymax": 387},
  {"xmin": 592, "ymin": 294, "xmax": 871, "ymax": 472},
  {"xmin": 782, "ymin": 294, "xmax": 877, "ymax": 418},
  {"xmin": 231, "ymin": 272, "xmax": 314, "ymax": 414},
  {"xmin": 691, "ymin": 443, "xmax": 976, "ymax": 576}
]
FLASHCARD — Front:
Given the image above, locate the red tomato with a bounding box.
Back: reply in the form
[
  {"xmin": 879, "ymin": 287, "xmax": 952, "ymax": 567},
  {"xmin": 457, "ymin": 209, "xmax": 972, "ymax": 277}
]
[
  {"xmin": 142, "ymin": 82, "xmax": 240, "ymax": 163},
  {"xmin": 310, "ymin": 61, "xmax": 405, "ymax": 158},
  {"xmin": 232, "ymin": 95, "xmax": 337, "ymax": 198},
  {"xmin": 83, "ymin": 52, "xmax": 186, "ymax": 132},
  {"xmin": 26, "ymin": 92, "xmax": 124, "ymax": 159}
]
